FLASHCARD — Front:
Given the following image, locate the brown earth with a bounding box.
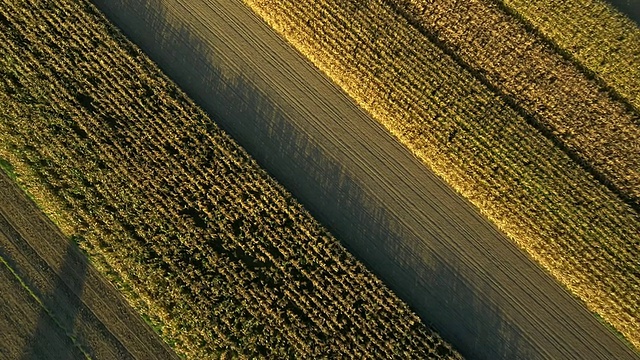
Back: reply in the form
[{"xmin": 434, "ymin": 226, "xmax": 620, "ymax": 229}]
[
  {"xmin": 89, "ymin": 0, "xmax": 640, "ymax": 359},
  {"xmin": 0, "ymin": 172, "xmax": 178, "ymax": 360}
]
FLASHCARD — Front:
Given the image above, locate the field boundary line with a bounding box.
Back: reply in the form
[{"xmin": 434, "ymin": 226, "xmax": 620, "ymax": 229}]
[{"xmin": 0, "ymin": 249, "xmax": 91, "ymax": 359}]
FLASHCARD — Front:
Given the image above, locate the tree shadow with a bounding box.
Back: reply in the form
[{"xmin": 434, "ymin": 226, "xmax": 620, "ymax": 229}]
[{"xmin": 0, "ymin": 174, "xmax": 89, "ymax": 359}]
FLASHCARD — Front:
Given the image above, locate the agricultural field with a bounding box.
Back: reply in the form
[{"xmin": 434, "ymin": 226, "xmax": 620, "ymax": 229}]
[
  {"xmin": 78, "ymin": 0, "xmax": 640, "ymax": 358},
  {"xmin": 0, "ymin": 172, "xmax": 179, "ymax": 359},
  {"xmin": 2, "ymin": 0, "xmax": 640, "ymax": 358},
  {"xmin": 390, "ymin": 0, "xmax": 640, "ymax": 208},
  {"xmin": 500, "ymin": 0, "xmax": 640, "ymax": 110},
  {"xmin": 244, "ymin": 0, "xmax": 640, "ymax": 351},
  {"xmin": 0, "ymin": 0, "xmax": 461, "ymax": 358}
]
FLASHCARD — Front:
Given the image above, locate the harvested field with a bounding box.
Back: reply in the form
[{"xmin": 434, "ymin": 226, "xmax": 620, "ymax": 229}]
[
  {"xmin": 0, "ymin": 0, "xmax": 461, "ymax": 358},
  {"xmin": 0, "ymin": 257, "xmax": 86, "ymax": 360},
  {"xmin": 243, "ymin": 0, "xmax": 640, "ymax": 350},
  {"xmin": 0, "ymin": 172, "xmax": 179, "ymax": 359},
  {"xmin": 499, "ymin": 0, "xmax": 640, "ymax": 110}
]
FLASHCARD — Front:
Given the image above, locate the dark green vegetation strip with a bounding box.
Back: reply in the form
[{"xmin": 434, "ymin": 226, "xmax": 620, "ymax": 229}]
[
  {"xmin": 0, "ymin": 0, "xmax": 461, "ymax": 358},
  {"xmin": 0, "ymin": 157, "xmax": 16, "ymax": 180}
]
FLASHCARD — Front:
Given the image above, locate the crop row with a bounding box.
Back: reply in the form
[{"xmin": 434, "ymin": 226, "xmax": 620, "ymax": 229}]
[
  {"xmin": 387, "ymin": 0, "xmax": 640, "ymax": 207},
  {"xmin": 244, "ymin": 0, "xmax": 640, "ymax": 348},
  {"xmin": 0, "ymin": 0, "xmax": 461, "ymax": 358},
  {"xmin": 499, "ymin": 0, "xmax": 640, "ymax": 110}
]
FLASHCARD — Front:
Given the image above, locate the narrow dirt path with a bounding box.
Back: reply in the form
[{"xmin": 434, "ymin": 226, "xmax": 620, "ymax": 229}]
[{"xmin": 0, "ymin": 172, "xmax": 178, "ymax": 360}]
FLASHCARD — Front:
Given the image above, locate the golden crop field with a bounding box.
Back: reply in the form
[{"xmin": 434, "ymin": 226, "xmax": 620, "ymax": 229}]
[
  {"xmin": 0, "ymin": 0, "xmax": 462, "ymax": 358},
  {"xmin": 244, "ymin": 0, "xmax": 640, "ymax": 349},
  {"xmin": 500, "ymin": 0, "xmax": 640, "ymax": 110},
  {"xmin": 390, "ymin": 0, "xmax": 640, "ymax": 208}
]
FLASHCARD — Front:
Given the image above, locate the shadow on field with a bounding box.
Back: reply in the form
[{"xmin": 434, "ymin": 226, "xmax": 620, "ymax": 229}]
[
  {"xmin": 604, "ymin": 0, "xmax": 640, "ymax": 24},
  {"xmin": 0, "ymin": 177, "xmax": 89, "ymax": 360},
  {"xmin": 88, "ymin": 0, "xmax": 535, "ymax": 358},
  {"xmin": 19, "ymin": 239, "xmax": 90, "ymax": 360}
]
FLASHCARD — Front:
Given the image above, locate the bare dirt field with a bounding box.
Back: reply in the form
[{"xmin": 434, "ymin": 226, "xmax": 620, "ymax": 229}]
[
  {"xmin": 89, "ymin": 0, "xmax": 640, "ymax": 359},
  {"xmin": 246, "ymin": 0, "xmax": 640, "ymax": 347},
  {"xmin": 0, "ymin": 172, "xmax": 178, "ymax": 360}
]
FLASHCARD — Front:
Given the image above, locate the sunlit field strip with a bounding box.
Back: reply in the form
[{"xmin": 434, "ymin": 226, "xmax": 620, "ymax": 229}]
[
  {"xmin": 499, "ymin": 0, "xmax": 640, "ymax": 110},
  {"xmin": 244, "ymin": 0, "xmax": 640, "ymax": 348}
]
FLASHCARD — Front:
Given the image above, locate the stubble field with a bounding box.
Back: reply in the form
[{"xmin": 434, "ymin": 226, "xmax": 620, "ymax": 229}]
[{"xmin": 0, "ymin": 172, "xmax": 179, "ymax": 359}]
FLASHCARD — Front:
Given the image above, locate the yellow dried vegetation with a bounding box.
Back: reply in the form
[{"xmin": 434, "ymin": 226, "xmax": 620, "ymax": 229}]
[
  {"xmin": 244, "ymin": 0, "xmax": 640, "ymax": 349},
  {"xmin": 390, "ymin": 0, "xmax": 640, "ymax": 208},
  {"xmin": 500, "ymin": 0, "xmax": 640, "ymax": 110}
]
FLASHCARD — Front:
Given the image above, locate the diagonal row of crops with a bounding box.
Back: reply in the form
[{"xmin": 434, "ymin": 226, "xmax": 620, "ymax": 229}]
[
  {"xmin": 499, "ymin": 0, "xmax": 640, "ymax": 111},
  {"xmin": 0, "ymin": 0, "xmax": 461, "ymax": 358},
  {"xmin": 387, "ymin": 0, "xmax": 640, "ymax": 208},
  {"xmin": 244, "ymin": 0, "xmax": 640, "ymax": 349}
]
